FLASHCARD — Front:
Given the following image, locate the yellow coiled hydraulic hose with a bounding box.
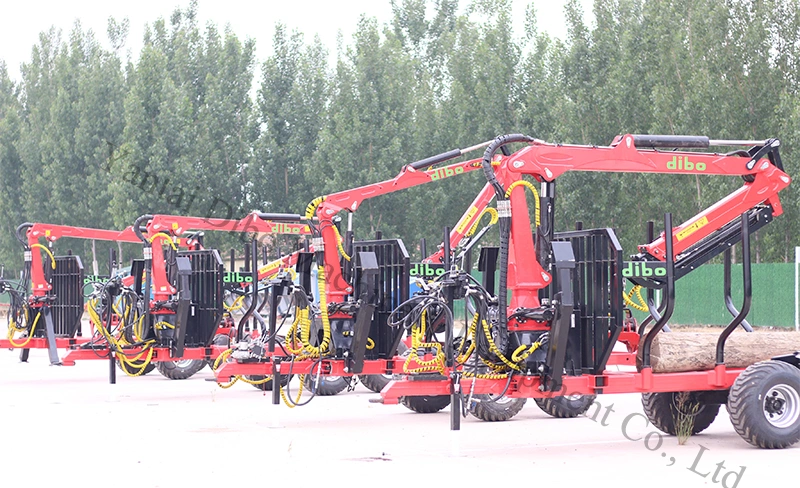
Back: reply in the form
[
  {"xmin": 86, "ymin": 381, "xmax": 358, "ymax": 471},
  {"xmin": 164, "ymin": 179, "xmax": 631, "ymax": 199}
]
[
  {"xmin": 148, "ymin": 232, "xmax": 178, "ymax": 250},
  {"xmin": 455, "ymin": 313, "xmax": 479, "ymax": 364},
  {"xmin": 478, "ymin": 318, "xmax": 523, "ymax": 372},
  {"xmin": 6, "ymin": 310, "xmax": 40, "ymax": 348},
  {"xmin": 403, "ymin": 310, "xmax": 446, "ymax": 374},
  {"xmin": 452, "ymin": 312, "xmax": 511, "ymax": 379},
  {"xmin": 284, "ymin": 307, "xmax": 310, "ymax": 355},
  {"xmin": 31, "ymin": 243, "xmax": 56, "ymax": 269},
  {"xmin": 311, "ymin": 265, "xmax": 332, "ymax": 357},
  {"xmin": 224, "ymin": 295, "xmax": 245, "ymax": 312},
  {"xmin": 86, "ymin": 297, "xmax": 155, "ymax": 377},
  {"xmin": 465, "ymin": 207, "xmax": 499, "ymax": 238},
  {"xmin": 504, "ymin": 180, "xmax": 541, "ymax": 227},
  {"xmin": 305, "ymin": 196, "xmax": 325, "ymax": 220},
  {"xmin": 333, "ymin": 225, "xmax": 351, "ymax": 262},
  {"xmin": 624, "ymin": 285, "xmax": 648, "ymax": 313},
  {"xmin": 306, "ymin": 196, "xmax": 350, "ymax": 262}
]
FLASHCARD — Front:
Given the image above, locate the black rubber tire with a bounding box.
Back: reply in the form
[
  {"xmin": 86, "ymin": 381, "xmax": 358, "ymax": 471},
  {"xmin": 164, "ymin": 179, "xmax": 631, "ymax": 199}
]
[
  {"xmin": 304, "ymin": 375, "xmax": 349, "ymax": 396},
  {"xmin": 400, "ymin": 395, "xmax": 451, "ymax": 413},
  {"xmin": 246, "ymin": 373, "xmax": 292, "ymax": 391},
  {"xmin": 469, "ymin": 395, "xmax": 527, "ymax": 421},
  {"xmin": 360, "ymin": 374, "xmax": 392, "ymax": 394},
  {"xmin": 535, "ymin": 394, "xmax": 597, "ymax": 418},
  {"xmin": 359, "ymin": 341, "xmax": 409, "ymax": 393},
  {"xmin": 727, "ymin": 360, "xmax": 800, "ymax": 449},
  {"xmin": 642, "ymin": 391, "xmax": 720, "ymax": 436},
  {"xmin": 392, "ymin": 339, "xmax": 449, "ymax": 413},
  {"xmin": 117, "ymin": 360, "xmax": 156, "ymax": 376},
  {"xmin": 155, "ymin": 359, "xmax": 207, "ymax": 380}
]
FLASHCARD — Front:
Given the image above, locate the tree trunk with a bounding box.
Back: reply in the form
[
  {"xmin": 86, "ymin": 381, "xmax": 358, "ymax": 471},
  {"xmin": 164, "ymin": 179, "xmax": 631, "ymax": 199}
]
[{"xmin": 636, "ymin": 331, "xmax": 800, "ymax": 373}]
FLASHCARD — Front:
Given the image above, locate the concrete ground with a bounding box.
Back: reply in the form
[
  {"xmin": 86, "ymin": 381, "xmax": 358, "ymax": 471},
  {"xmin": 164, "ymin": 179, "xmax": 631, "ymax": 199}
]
[{"xmin": 0, "ymin": 348, "xmax": 795, "ymax": 487}]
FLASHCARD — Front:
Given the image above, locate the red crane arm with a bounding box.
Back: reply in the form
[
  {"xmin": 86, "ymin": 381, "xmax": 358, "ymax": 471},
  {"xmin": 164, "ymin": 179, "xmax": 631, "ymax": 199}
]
[
  {"xmin": 506, "ymin": 134, "xmax": 790, "ymax": 261},
  {"xmin": 313, "ymin": 157, "xmax": 489, "ymax": 303},
  {"xmin": 23, "ymin": 223, "xmax": 183, "ymax": 299},
  {"xmin": 495, "ymin": 133, "xmax": 789, "ymax": 313},
  {"xmin": 506, "ymin": 134, "xmax": 765, "ymax": 179},
  {"xmin": 146, "ymin": 212, "xmax": 310, "ymax": 237},
  {"xmin": 142, "ymin": 212, "xmax": 310, "ymax": 303}
]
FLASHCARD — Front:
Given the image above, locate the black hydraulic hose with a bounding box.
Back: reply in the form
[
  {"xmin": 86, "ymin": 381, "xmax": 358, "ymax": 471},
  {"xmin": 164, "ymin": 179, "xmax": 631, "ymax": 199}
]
[
  {"xmin": 15, "ymin": 223, "xmax": 34, "ymax": 294},
  {"xmin": 133, "ymin": 215, "xmax": 153, "ymax": 244},
  {"xmin": 237, "ymin": 239, "xmax": 259, "ymax": 341},
  {"xmin": 15, "ymin": 223, "xmax": 33, "ymax": 250},
  {"xmin": 480, "ymin": 134, "xmax": 535, "ymax": 332},
  {"xmin": 133, "ymin": 214, "xmax": 154, "ymax": 338}
]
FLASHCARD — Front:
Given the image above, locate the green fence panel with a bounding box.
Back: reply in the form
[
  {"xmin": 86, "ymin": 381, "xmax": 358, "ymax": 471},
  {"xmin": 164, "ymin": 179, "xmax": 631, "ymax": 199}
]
[
  {"xmin": 665, "ymin": 263, "xmax": 793, "ymax": 327},
  {"xmin": 448, "ymin": 263, "xmax": 795, "ymax": 328}
]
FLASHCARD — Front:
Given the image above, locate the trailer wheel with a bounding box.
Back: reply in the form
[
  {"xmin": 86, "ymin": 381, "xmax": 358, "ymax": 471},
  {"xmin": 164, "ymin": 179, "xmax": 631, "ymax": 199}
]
[
  {"xmin": 156, "ymin": 359, "xmax": 207, "ymax": 380},
  {"xmin": 641, "ymin": 391, "xmax": 720, "ymax": 436},
  {"xmin": 117, "ymin": 360, "xmax": 156, "ymax": 376},
  {"xmin": 469, "ymin": 395, "xmax": 527, "ymax": 421},
  {"xmin": 535, "ymin": 394, "xmax": 597, "ymax": 418},
  {"xmin": 400, "ymin": 395, "xmax": 451, "ymax": 413},
  {"xmin": 359, "ymin": 374, "xmax": 391, "ymax": 393},
  {"xmin": 304, "ymin": 375, "xmax": 349, "ymax": 396},
  {"xmin": 727, "ymin": 360, "xmax": 800, "ymax": 449},
  {"xmin": 359, "ymin": 341, "xmax": 409, "ymax": 393},
  {"xmin": 246, "ymin": 374, "xmax": 292, "ymax": 391}
]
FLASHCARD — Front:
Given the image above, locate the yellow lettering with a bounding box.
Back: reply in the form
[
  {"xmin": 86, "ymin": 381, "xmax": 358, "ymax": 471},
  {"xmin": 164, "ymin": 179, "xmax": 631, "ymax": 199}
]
[
  {"xmin": 676, "ymin": 216, "xmax": 709, "ymax": 241},
  {"xmin": 455, "ymin": 206, "xmax": 479, "ymax": 234}
]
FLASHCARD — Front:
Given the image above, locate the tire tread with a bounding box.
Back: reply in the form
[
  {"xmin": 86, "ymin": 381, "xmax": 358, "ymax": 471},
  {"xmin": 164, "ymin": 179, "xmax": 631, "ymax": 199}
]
[
  {"xmin": 469, "ymin": 397, "xmax": 526, "ymax": 421},
  {"xmin": 726, "ymin": 360, "xmax": 800, "ymax": 449}
]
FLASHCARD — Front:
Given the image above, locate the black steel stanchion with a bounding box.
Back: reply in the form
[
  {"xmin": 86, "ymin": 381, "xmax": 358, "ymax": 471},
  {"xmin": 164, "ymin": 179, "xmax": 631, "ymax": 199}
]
[
  {"xmin": 442, "ymin": 226, "xmax": 460, "ymax": 431},
  {"xmin": 107, "ymin": 289, "xmax": 117, "ymax": 384},
  {"xmin": 109, "ymin": 351, "xmax": 116, "ymax": 384},
  {"xmin": 272, "ymin": 358, "xmax": 281, "ymax": 405}
]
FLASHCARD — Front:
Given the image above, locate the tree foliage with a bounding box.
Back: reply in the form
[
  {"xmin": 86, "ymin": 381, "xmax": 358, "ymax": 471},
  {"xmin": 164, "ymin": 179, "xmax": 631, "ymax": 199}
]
[{"xmin": 1, "ymin": 0, "xmax": 800, "ymax": 274}]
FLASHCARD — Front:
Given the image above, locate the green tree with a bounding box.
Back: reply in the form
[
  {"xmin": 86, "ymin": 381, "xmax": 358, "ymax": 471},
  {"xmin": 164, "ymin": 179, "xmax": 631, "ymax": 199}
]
[
  {"xmin": 15, "ymin": 23, "xmax": 126, "ymax": 269},
  {"xmin": 0, "ymin": 62, "xmax": 25, "ymax": 273},
  {"xmin": 253, "ymin": 25, "xmax": 328, "ymax": 216},
  {"xmin": 308, "ymin": 15, "xmax": 419, "ymax": 242},
  {"xmin": 109, "ymin": 2, "xmax": 257, "ymax": 255}
]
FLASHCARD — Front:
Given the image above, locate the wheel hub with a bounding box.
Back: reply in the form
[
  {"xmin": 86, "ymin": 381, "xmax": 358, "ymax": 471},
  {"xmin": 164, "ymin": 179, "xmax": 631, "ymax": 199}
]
[
  {"xmin": 765, "ymin": 396, "xmax": 785, "ymax": 415},
  {"xmin": 762, "ymin": 384, "xmax": 800, "ymax": 429}
]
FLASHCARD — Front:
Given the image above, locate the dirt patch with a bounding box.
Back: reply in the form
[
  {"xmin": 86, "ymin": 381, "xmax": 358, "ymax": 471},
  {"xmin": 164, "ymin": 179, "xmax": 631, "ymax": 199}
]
[{"xmin": 666, "ymin": 324, "xmax": 795, "ymax": 332}]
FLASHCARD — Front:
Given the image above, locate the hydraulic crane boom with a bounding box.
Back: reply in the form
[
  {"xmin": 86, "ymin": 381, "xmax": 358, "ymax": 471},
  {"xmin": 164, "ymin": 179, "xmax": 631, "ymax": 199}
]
[{"xmin": 485, "ymin": 133, "xmax": 789, "ymax": 315}]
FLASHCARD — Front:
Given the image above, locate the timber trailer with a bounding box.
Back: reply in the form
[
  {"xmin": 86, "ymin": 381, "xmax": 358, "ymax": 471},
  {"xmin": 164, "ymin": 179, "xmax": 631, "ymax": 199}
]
[
  {"xmin": 132, "ymin": 210, "xmax": 314, "ymax": 389},
  {"xmin": 376, "ymin": 132, "xmax": 800, "ymax": 449},
  {"xmin": 2, "ymin": 221, "xmax": 202, "ymax": 373},
  {"xmin": 3, "ymin": 216, "xmax": 286, "ymax": 381},
  {"xmin": 211, "ymin": 139, "xmax": 633, "ymax": 417},
  {"xmin": 52, "ymin": 211, "xmax": 316, "ymax": 382}
]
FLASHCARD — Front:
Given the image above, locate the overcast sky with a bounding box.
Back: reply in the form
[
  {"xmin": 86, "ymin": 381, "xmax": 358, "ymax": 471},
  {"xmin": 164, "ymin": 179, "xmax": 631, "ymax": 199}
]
[{"xmin": 1, "ymin": 0, "xmax": 594, "ymax": 82}]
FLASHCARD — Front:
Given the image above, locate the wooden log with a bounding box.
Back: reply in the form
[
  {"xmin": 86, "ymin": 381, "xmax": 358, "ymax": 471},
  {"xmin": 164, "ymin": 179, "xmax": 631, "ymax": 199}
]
[{"xmin": 636, "ymin": 331, "xmax": 800, "ymax": 373}]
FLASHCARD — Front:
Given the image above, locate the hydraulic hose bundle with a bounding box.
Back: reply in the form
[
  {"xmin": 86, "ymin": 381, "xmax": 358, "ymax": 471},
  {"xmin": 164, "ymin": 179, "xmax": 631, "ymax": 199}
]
[
  {"xmin": 461, "ymin": 279, "xmax": 544, "ymax": 376},
  {"xmin": 4, "ymin": 287, "xmax": 37, "ymax": 347},
  {"xmin": 390, "ymin": 270, "xmax": 542, "ymax": 378},
  {"xmin": 278, "ymin": 265, "xmax": 333, "ymax": 359},
  {"xmin": 85, "ymin": 280, "xmax": 156, "ymax": 377},
  {"xmin": 389, "ymin": 293, "xmax": 451, "ymax": 375}
]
